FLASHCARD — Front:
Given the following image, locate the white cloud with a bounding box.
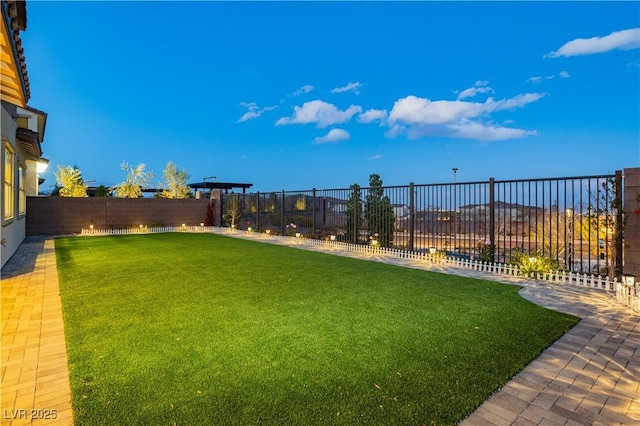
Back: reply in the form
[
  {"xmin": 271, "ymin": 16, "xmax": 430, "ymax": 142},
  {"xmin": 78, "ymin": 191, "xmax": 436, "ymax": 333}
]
[
  {"xmin": 288, "ymin": 85, "xmax": 314, "ymax": 97},
  {"xmin": 395, "ymin": 120, "xmax": 536, "ymax": 141},
  {"xmin": 385, "ymin": 124, "xmax": 407, "ymax": 138},
  {"xmin": 490, "ymin": 93, "xmax": 546, "ymax": 112},
  {"xmin": 357, "ymin": 108, "xmax": 388, "ymax": 124},
  {"xmin": 528, "ymin": 72, "xmax": 570, "ymax": 84},
  {"xmin": 389, "ymin": 96, "xmax": 485, "ymax": 125},
  {"xmin": 313, "ymin": 128, "xmax": 350, "ymax": 144},
  {"xmin": 237, "ymin": 111, "xmax": 260, "ymax": 122},
  {"xmin": 386, "ymin": 93, "xmax": 545, "ymax": 141},
  {"xmin": 368, "ymin": 154, "xmax": 383, "ymax": 160},
  {"xmin": 331, "ymin": 81, "xmax": 363, "ymax": 95},
  {"xmin": 446, "ymin": 120, "xmax": 537, "ymax": 141},
  {"xmin": 456, "ymin": 81, "xmax": 495, "ymax": 100},
  {"xmin": 545, "ymin": 28, "xmax": 640, "ymax": 58},
  {"xmin": 237, "ymin": 102, "xmax": 278, "ymax": 123},
  {"xmin": 275, "ymin": 100, "xmax": 362, "ymax": 128},
  {"xmin": 457, "ymin": 86, "xmax": 494, "ymax": 100}
]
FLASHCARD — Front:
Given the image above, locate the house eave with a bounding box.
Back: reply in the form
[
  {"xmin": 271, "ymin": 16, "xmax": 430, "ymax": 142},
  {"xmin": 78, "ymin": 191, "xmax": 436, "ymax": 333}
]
[
  {"xmin": 1, "ymin": 0, "xmax": 30, "ymax": 107},
  {"xmin": 16, "ymin": 126, "xmax": 41, "ymax": 158}
]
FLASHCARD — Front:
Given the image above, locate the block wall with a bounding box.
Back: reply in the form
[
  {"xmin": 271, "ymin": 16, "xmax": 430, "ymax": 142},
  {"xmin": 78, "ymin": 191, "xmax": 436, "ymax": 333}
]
[
  {"xmin": 624, "ymin": 167, "xmax": 640, "ymax": 279},
  {"xmin": 26, "ymin": 197, "xmax": 211, "ymax": 235}
]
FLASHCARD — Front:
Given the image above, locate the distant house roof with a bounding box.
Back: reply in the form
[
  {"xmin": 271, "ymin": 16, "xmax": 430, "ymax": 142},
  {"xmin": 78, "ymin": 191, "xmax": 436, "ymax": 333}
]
[
  {"xmin": 460, "ymin": 201, "xmax": 542, "ymax": 210},
  {"xmin": 188, "ymin": 181, "xmax": 253, "ymax": 193}
]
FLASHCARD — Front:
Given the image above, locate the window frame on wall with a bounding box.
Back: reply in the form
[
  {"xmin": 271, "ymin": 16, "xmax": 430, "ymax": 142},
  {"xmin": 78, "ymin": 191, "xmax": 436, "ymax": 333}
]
[
  {"xmin": 18, "ymin": 161, "xmax": 26, "ymax": 217},
  {"xmin": 3, "ymin": 142, "xmax": 15, "ymax": 223}
]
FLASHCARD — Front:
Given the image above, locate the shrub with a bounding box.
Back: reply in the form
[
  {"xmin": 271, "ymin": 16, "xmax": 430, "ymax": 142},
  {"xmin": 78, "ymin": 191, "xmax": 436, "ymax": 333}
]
[
  {"xmin": 510, "ymin": 249, "xmax": 559, "ymax": 275},
  {"xmin": 287, "ymin": 215, "xmax": 312, "ymax": 228},
  {"xmin": 204, "ymin": 204, "xmax": 214, "ymax": 226},
  {"xmin": 477, "ymin": 239, "xmax": 494, "ymax": 262}
]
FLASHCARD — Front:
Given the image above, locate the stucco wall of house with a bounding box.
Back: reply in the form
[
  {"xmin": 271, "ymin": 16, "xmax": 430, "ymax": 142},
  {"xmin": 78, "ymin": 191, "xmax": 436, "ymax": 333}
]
[
  {"xmin": 26, "ymin": 197, "xmax": 211, "ymax": 236},
  {"xmin": 1, "ymin": 103, "xmax": 26, "ymax": 268},
  {"xmin": 624, "ymin": 167, "xmax": 640, "ymax": 280}
]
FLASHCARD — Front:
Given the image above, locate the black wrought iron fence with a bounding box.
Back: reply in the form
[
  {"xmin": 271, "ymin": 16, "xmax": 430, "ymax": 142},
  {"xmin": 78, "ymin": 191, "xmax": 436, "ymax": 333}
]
[{"xmin": 218, "ymin": 172, "xmax": 622, "ymax": 275}]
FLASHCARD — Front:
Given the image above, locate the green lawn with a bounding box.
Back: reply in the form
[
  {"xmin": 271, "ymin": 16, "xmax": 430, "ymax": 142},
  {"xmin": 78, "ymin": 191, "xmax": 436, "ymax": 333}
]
[{"xmin": 55, "ymin": 233, "xmax": 578, "ymax": 425}]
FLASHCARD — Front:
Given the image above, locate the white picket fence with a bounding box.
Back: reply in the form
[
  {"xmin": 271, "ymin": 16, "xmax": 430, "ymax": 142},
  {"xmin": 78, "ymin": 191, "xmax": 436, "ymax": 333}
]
[
  {"xmin": 293, "ymin": 237, "xmax": 620, "ymax": 291},
  {"xmin": 78, "ymin": 226, "xmax": 639, "ymax": 311},
  {"xmin": 80, "ymin": 225, "xmax": 218, "ymax": 236}
]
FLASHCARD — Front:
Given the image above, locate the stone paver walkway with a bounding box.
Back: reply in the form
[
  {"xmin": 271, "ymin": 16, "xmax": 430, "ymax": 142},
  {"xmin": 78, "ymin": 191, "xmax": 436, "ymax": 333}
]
[
  {"xmin": 1, "ymin": 237, "xmax": 73, "ymax": 425},
  {"xmin": 1, "ymin": 232, "xmax": 638, "ymax": 425},
  {"xmin": 463, "ymin": 282, "xmax": 640, "ymax": 426}
]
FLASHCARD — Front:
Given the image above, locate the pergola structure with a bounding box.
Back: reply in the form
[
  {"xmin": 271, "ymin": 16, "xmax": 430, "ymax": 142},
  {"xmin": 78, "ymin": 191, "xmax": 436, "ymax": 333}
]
[{"xmin": 188, "ymin": 181, "xmax": 253, "ymax": 194}]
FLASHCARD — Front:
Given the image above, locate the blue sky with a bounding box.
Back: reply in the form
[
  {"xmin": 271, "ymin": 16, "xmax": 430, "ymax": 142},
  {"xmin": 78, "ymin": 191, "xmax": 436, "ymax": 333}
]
[{"xmin": 23, "ymin": 1, "xmax": 640, "ymax": 192}]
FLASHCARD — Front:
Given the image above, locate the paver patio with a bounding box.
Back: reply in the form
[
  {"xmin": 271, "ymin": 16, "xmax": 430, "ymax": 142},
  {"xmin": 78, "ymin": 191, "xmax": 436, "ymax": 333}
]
[
  {"xmin": 1, "ymin": 237, "xmax": 73, "ymax": 425},
  {"xmin": 1, "ymin": 233, "xmax": 638, "ymax": 425}
]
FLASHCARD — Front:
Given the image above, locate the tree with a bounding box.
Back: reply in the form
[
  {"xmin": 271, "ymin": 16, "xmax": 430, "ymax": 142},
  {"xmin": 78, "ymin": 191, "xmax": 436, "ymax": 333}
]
[
  {"xmin": 585, "ymin": 177, "xmax": 621, "ymax": 279},
  {"xmin": 159, "ymin": 162, "xmax": 192, "ymax": 199},
  {"xmin": 204, "ymin": 202, "xmax": 214, "ymax": 226},
  {"xmin": 95, "ymin": 185, "xmax": 110, "ymax": 197},
  {"xmin": 345, "ymin": 183, "xmax": 362, "ymax": 243},
  {"xmin": 54, "ymin": 165, "xmax": 87, "ymax": 197},
  {"xmin": 112, "ymin": 162, "xmax": 153, "ymax": 198},
  {"xmin": 223, "ymin": 193, "xmax": 241, "ymax": 228},
  {"xmin": 364, "ymin": 173, "xmax": 395, "ymax": 247}
]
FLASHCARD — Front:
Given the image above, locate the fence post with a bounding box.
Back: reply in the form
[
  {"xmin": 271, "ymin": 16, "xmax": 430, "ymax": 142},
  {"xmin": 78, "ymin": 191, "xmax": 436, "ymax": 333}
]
[
  {"xmin": 489, "ymin": 177, "xmax": 496, "ymax": 263},
  {"xmin": 256, "ymin": 192, "xmax": 260, "ymax": 231},
  {"xmin": 220, "ymin": 192, "xmax": 224, "ymax": 227},
  {"xmin": 312, "ymin": 188, "xmax": 316, "ymax": 233},
  {"xmin": 322, "ymin": 198, "xmax": 327, "ymax": 228},
  {"xmin": 281, "ymin": 190, "xmax": 285, "ymax": 235},
  {"xmin": 409, "ymin": 182, "xmax": 415, "ymax": 252},
  {"xmin": 614, "ymin": 170, "xmax": 623, "ymax": 278}
]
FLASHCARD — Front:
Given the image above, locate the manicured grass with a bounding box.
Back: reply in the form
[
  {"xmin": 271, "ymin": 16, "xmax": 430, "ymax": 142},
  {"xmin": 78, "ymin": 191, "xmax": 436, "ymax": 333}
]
[{"xmin": 56, "ymin": 233, "xmax": 578, "ymax": 425}]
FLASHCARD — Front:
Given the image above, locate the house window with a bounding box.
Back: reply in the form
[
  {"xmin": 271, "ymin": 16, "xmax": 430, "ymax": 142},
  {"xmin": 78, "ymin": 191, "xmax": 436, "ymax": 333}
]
[
  {"xmin": 18, "ymin": 162, "xmax": 26, "ymax": 216},
  {"xmin": 3, "ymin": 144, "xmax": 15, "ymax": 221}
]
